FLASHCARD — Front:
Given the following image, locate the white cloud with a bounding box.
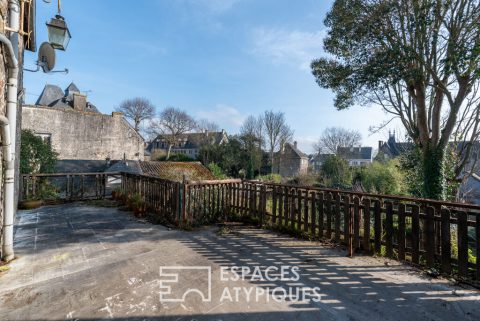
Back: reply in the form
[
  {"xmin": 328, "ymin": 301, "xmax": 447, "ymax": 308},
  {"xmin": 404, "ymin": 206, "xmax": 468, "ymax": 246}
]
[
  {"xmin": 196, "ymin": 104, "xmax": 246, "ymax": 132},
  {"xmin": 250, "ymin": 28, "xmax": 326, "ymax": 70}
]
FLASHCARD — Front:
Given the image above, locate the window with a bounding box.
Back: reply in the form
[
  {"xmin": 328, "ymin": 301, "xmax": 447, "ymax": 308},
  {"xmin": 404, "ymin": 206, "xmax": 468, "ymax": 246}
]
[{"xmin": 35, "ymin": 133, "xmax": 52, "ymax": 145}]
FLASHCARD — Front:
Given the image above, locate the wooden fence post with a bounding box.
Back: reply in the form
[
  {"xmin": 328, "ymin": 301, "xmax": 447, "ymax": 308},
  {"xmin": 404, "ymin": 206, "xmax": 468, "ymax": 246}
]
[
  {"xmin": 326, "ymin": 193, "xmax": 332, "ymax": 239},
  {"xmin": 318, "ymin": 193, "xmax": 324, "ymax": 239},
  {"xmin": 353, "ymin": 196, "xmax": 360, "ymax": 251},
  {"xmin": 397, "ymin": 204, "xmax": 406, "ymax": 261},
  {"xmin": 290, "ymin": 188, "xmax": 296, "ymax": 229},
  {"xmin": 303, "ymin": 190, "xmax": 309, "ymax": 233},
  {"xmin": 310, "ymin": 192, "xmax": 317, "ymax": 238},
  {"xmin": 385, "ymin": 202, "xmax": 394, "ymax": 258},
  {"xmin": 411, "ymin": 205, "xmax": 420, "ymax": 264},
  {"xmin": 260, "ymin": 184, "xmax": 266, "ymax": 227},
  {"xmin": 425, "ymin": 206, "xmax": 435, "ymax": 268},
  {"xmin": 272, "ymin": 186, "xmax": 277, "ymax": 225},
  {"xmin": 335, "ymin": 193, "xmax": 341, "ymax": 243},
  {"xmin": 440, "ymin": 209, "xmax": 451, "ymax": 274},
  {"xmin": 363, "ymin": 198, "xmax": 371, "ymax": 252},
  {"xmin": 457, "ymin": 211, "xmax": 468, "ymax": 278},
  {"xmin": 182, "ymin": 184, "xmax": 188, "ymax": 225},
  {"xmin": 374, "ymin": 200, "xmax": 382, "ymax": 254},
  {"xmin": 344, "ymin": 195, "xmax": 353, "ymax": 256}
]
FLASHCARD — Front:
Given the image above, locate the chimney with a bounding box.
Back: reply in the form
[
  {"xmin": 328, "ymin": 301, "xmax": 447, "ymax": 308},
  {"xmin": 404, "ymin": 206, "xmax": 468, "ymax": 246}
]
[
  {"xmin": 294, "ymin": 141, "xmax": 298, "ymax": 148},
  {"xmin": 112, "ymin": 111, "xmax": 124, "ymax": 117},
  {"xmin": 73, "ymin": 93, "xmax": 87, "ymax": 111},
  {"xmin": 379, "ymin": 141, "xmax": 384, "ymax": 149}
]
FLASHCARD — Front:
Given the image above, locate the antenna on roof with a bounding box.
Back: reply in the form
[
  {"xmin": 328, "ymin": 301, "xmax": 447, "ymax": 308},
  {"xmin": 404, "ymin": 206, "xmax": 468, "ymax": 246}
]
[{"xmin": 24, "ymin": 42, "xmax": 69, "ymax": 74}]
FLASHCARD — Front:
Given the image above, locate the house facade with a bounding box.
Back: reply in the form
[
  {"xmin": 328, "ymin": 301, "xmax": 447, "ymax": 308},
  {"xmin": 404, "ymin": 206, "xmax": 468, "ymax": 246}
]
[
  {"xmin": 147, "ymin": 130, "xmax": 228, "ymax": 160},
  {"xmin": 22, "ymin": 83, "xmax": 144, "ymax": 161},
  {"xmin": 273, "ymin": 142, "xmax": 309, "ymax": 177},
  {"xmin": 309, "ymin": 153, "xmax": 333, "ymax": 172},
  {"xmin": 376, "ymin": 132, "xmax": 412, "ymax": 161},
  {"xmin": 337, "ymin": 146, "xmax": 373, "ymax": 167}
]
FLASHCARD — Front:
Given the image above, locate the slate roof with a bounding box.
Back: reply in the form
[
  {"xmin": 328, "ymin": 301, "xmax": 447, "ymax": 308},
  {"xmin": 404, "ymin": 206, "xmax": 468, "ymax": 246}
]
[
  {"xmin": 287, "ymin": 143, "xmax": 308, "ymax": 158},
  {"xmin": 34, "ymin": 83, "xmax": 99, "ymax": 113},
  {"xmin": 55, "ymin": 160, "xmax": 108, "ymax": 173},
  {"xmin": 36, "ymin": 84, "xmax": 64, "ymax": 107},
  {"xmin": 337, "ymin": 146, "xmax": 373, "ymax": 160},
  {"xmin": 106, "ymin": 160, "xmax": 142, "ymax": 174},
  {"xmin": 378, "ymin": 135, "xmax": 413, "ymax": 158},
  {"xmin": 147, "ymin": 131, "xmax": 227, "ymax": 151},
  {"xmin": 139, "ymin": 161, "xmax": 215, "ymax": 182},
  {"xmin": 65, "ymin": 82, "xmax": 80, "ymax": 95},
  {"xmin": 310, "ymin": 153, "xmax": 333, "ymax": 164}
]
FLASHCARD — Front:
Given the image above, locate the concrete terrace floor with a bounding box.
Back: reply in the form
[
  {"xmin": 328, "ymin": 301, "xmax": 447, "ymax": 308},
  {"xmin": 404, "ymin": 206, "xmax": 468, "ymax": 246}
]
[{"xmin": 0, "ymin": 204, "xmax": 479, "ymax": 321}]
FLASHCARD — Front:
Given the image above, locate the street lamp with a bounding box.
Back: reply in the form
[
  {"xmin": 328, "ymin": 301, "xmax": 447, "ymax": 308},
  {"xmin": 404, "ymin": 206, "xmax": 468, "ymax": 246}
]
[{"xmin": 46, "ymin": 14, "xmax": 71, "ymax": 51}]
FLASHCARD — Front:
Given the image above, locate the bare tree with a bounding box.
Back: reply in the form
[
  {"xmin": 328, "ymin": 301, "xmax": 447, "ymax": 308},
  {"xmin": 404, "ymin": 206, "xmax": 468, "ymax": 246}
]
[
  {"xmin": 115, "ymin": 97, "xmax": 155, "ymax": 132},
  {"xmin": 151, "ymin": 107, "xmax": 196, "ymax": 160},
  {"xmin": 240, "ymin": 115, "xmax": 264, "ymax": 148},
  {"xmin": 279, "ymin": 123, "xmax": 294, "ymax": 150},
  {"xmin": 263, "ymin": 110, "xmax": 294, "ymax": 172},
  {"xmin": 196, "ymin": 119, "xmax": 220, "ymax": 133},
  {"xmin": 314, "ymin": 127, "xmax": 362, "ymax": 154}
]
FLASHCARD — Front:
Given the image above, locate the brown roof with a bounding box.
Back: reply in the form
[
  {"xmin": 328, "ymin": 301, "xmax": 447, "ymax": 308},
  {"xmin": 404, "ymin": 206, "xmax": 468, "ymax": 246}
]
[{"xmin": 139, "ymin": 161, "xmax": 215, "ymax": 182}]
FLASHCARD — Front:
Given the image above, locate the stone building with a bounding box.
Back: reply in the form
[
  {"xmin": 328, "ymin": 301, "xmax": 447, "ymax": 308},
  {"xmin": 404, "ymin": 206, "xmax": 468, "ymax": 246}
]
[
  {"xmin": 309, "ymin": 153, "xmax": 333, "ymax": 173},
  {"xmin": 147, "ymin": 130, "xmax": 228, "ymax": 160},
  {"xmin": 22, "ymin": 83, "xmax": 144, "ymax": 161},
  {"xmin": 376, "ymin": 132, "xmax": 412, "ymax": 161},
  {"xmin": 273, "ymin": 142, "xmax": 309, "ymax": 177}
]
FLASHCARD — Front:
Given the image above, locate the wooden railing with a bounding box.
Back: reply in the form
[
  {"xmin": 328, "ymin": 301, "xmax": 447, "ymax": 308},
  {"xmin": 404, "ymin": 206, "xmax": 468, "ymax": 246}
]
[
  {"xmin": 229, "ymin": 182, "xmax": 480, "ymax": 284},
  {"xmin": 121, "ymin": 172, "xmax": 184, "ymax": 223},
  {"xmin": 20, "ymin": 172, "xmax": 480, "ymax": 284},
  {"xmin": 20, "ymin": 172, "xmax": 122, "ymax": 202}
]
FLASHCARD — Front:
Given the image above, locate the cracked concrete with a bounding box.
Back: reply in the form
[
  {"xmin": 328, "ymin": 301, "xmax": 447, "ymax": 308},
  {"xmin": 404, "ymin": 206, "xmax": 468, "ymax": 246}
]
[{"xmin": 0, "ymin": 204, "xmax": 479, "ymax": 320}]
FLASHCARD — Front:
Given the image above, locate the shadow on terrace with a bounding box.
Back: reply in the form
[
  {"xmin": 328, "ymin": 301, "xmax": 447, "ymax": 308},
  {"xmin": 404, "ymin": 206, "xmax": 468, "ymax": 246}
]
[{"xmin": 3, "ymin": 171, "xmax": 478, "ymax": 320}]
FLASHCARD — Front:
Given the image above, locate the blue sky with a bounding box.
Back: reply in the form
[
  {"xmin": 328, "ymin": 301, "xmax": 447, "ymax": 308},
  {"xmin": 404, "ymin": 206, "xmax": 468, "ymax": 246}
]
[{"xmin": 24, "ymin": 0, "xmax": 400, "ymax": 153}]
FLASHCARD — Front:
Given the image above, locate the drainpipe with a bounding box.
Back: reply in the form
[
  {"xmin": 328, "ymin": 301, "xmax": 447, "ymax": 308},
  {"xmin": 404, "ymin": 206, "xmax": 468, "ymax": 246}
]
[
  {"xmin": 8, "ymin": 0, "xmax": 19, "ymax": 59},
  {"xmin": 0, "ymin": 32, "xmax": 19, "ymax": 262},
  {"xmin": 8, "ymin": 0, "xmax": 20, "ymax": 152}
]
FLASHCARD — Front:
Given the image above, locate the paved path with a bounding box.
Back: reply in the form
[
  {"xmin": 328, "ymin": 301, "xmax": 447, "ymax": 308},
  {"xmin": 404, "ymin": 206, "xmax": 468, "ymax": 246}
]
[{"xmin": 0, "ymin": 204, "xmax": 479, "ymax": 320}]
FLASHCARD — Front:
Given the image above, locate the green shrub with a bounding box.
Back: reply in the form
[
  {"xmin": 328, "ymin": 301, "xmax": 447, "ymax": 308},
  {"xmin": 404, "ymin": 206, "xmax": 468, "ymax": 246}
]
[
  {"xmin": 360, "ymin": 159, "xmax": 406, "ymax": 195},
  {"xmin": 288, "ymin": 173, "xmax": 318, "ymax": 186},
  {"xmin": 257, "ymin": 173, "xmax": 282, "ymax": 183},
  {"xmin": 207, "ymin": 162, "xmax": 227, "ymax": 179},
  {"xmin": 20, "ymin": 130, "xmax": 58, "ymax": 174},
  {"xmin": 321, "ymin": 155, "xmax": 352, "ymax": 187}
]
